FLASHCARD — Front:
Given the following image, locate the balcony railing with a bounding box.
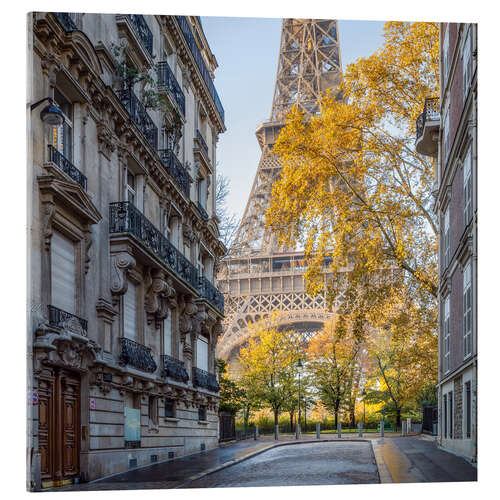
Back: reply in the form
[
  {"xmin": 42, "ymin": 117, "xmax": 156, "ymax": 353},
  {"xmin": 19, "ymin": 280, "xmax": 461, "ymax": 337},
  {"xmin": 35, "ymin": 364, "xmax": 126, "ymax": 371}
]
[
  {"xmin": 161, "ymin": 354, "xmax": 189, "ymax": 383},
  {"xmin": 175, "ymin": 16, "xmax": 225, "ymax": 125},
  {"xmin": 192, "ymin": 367, "xmax": 220, "ymax": 392},
  {"xmin": 196, "ymin": 129, "xmax": 209, "ymax": 153},
  {"xmin": 119, "ymin": 337, "xmax": 157, "ymax": 373},
  {"xmin": 54, "ymin": 13, "xmax": 77, "ymax": 32},
  {"xmin": 48, "ymin": 145, "xmax": 87, "ymax": 190},
  {"xmin": 109, "ymin": 201, "xmax": 200, "ymax": 290},
  {"xmin": 197, "ymin": 201, "xmax": 209, "ymax": 221},
  {"xmin": 117, "ymin": 87, "xmax": 158, "ymax": 150},
  {"xmin": 199, "ymin": 276, "xmax": 224, "ymax": 313},
  {"xmin": 128, "ymin": 14, "xmax": 153, "ymax": 57},
  {"xmin": 416, "ymin": 97, "xmax": 440, "ymax": 142},
  {"xmin": 158, "ymin": 149, "xmax": 190, "ymax": 198},
  {"xmin": 48, "ymin": 305, "xmax": 88, "ymax": 334},
  {"xmin": 157, "ymin": 61, "xmax": 186, "ymax": 116}
]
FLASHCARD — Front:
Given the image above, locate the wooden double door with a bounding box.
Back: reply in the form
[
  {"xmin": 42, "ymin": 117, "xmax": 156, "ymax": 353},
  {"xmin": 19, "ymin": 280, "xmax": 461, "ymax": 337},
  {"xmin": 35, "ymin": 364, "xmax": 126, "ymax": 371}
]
[{"xmin": 38, "ymin": 368, "xmax": 80, "ymax": 488}]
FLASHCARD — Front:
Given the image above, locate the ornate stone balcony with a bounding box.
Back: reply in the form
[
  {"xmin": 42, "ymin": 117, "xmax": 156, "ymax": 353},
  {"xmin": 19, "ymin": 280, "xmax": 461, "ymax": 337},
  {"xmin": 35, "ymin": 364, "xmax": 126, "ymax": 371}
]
[
  {"xmin": 161, "ymin": 354, "xmax": 189, "ymax": 383},
  {"xmin": 199, "ymin": 276, "xmax": 224, "ymax": 314},
  {"xmin": 119, "ymin": 337, "xmax": 157, "ymax": 373},
  {"xmin": 47, "ymin": 145, "xmax": 87, "ymax": 190},
  {"xmin": 128, "ymin": 14, "xmax": 153, "ymax": 57},
  {"xmin": 175, "ymin": 16, "xmax": 225, "ymax": 125},
  {"xmin": 158, "ymin": 149, "xmax": 191, "ymax": 198},
  {"xmin": 109, "ymin": 201, "xmax": 200, "ymax": 291},
  {"xmin": 157, "ymin": 61, "xmax": 185, "ymax": 116},
  {"xmin": 117, "ymin": 87, "xmax": 158, "ymax": 150},
  {"xmin": 415, "ymin": 97, "xmax": 440, "ymax": 157},
  {"xmin": 47, "ymin": 305, "xmax": 88, "ymax": 336},
  {"xmin": 192, "ymin": 367, "xmax": 220, "ymax": 392}
]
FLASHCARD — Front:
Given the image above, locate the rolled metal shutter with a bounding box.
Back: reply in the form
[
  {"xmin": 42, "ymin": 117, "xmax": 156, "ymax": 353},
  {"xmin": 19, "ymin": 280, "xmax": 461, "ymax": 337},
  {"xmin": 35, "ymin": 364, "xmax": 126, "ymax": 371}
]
[
  {"xmin": 123, "ymin": 281, "xmax": 137, "ymax": 340},
  {"xmin": 51, "ymin": 231, "xmax": 76, "ymax": 314},
  {"xmin": 196, "ymin": 336, "xmax": 208, "ymax": 371}
]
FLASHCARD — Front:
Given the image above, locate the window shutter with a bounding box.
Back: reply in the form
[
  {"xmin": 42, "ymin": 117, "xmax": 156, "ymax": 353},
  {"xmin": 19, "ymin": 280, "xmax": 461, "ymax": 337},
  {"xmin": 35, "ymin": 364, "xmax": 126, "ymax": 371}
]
[
  {"xmin": 124, "ymin": 281, "xmax": 137, "ymax": 340},
  {"xmin": 51, "ymin": 231, "xmax": 76, "ymax": 314},
  {"xmin": 463, "ymin": 28, "xmax": 471, "ymax": 100},
  {"xmin": 196, "ymin": 336, "xmax": 209, "ymax": 371}
]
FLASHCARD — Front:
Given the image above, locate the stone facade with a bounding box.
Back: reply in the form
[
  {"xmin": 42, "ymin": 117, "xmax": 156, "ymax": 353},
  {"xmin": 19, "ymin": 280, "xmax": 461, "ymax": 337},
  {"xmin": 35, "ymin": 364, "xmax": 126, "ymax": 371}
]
[
  {"xmin": 417, "ymin": 22, "xmax": 477, "ymax": 462},
  {"xmin": 27, "ymin": 12, "xmax": 226, "ymax": 489}
]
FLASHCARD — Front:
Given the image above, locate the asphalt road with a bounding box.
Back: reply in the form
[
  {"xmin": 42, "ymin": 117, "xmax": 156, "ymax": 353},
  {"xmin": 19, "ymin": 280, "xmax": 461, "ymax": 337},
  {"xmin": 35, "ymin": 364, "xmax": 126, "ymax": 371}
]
[{"xmin": 183, "ymin": 441, "xmax": 379, "ymax": 488}]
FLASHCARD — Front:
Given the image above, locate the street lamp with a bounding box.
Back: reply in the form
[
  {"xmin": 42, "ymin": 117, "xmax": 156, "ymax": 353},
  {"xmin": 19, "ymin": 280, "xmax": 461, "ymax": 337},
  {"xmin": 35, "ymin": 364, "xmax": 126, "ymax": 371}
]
[
  {"xmin": 30, "ymin": 97, "xmax": 65, "ymax": 126},
  {"xmin": 297, "ymin": 358, "xmax": 303, "ymax": 437},
  {"xmin": 362, "ymin": 388, "xmax": 367, "ymax": 426}
]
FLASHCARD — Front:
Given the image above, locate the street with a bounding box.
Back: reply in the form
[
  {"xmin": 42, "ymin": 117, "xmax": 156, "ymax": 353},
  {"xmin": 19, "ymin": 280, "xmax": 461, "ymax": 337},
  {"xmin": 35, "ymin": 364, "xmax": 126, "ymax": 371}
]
[{"xmin": 184, "ymin": 441, "xmax": 379, "ymax": 488}]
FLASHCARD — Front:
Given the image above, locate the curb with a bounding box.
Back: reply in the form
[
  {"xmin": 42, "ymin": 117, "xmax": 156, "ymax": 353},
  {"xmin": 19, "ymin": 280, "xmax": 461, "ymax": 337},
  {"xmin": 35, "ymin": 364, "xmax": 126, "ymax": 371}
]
[{"xmin": 175, "ymin": 438, "xmax": 376, "ymax": 488}]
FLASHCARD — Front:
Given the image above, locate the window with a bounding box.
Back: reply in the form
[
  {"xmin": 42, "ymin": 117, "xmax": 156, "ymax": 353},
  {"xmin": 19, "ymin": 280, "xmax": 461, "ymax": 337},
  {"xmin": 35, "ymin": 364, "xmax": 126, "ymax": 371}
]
[
  {"xmin": 443, "ymin": 205, "xmax": 451, "ymax": 269},
  {"xmin": 448, "ymin": 392, "xmax": 453, "ymax": 438},
  {"xmin": 197, "ymin": 177, "xmax": 207, "ymax": 209},
  {"xmin": 126, "ymin": 170, "xmax": 136, "ymax": 205},
  {"xmin": 463, "ymin": 26, "xmax": 472, "ymax": 100},
  {"xmin": 163, "ymin": 314, "xmax": 172, "ymax": 356},
  {"xmin": 443, "ymin": 108, "xmax": 450, "ymax": 162},
  {"xmin": 51, "ymin": 231, "xmax": 76, "ymax": 314},
  {"xmin": 196, "ymin": 335, "xmax": 209, "ymax": 371},
  {"xmin": 148, "ymin": 396, "xmax": 159, "ymax": 427},
  {"xmin": 197, "ymin": 250, "xmax": 204, "ymax": 278},
  {"xmin": 198, "ymin": 406, "xmax": 207, "ymax": 421},
  {"xmin": 443, "ymin": 394, "xmax": 448, "ymax": 438},
  {"xmin": 465, "ymin": 381, "xmax": 471, "ymax": 438},
  {"xmin": 165, "ymin": 398, "xmax": 176, "ymax": 419},
  {"xmin": 463, "ymin": 260, "xmax": 472, "ymax": 358},
  {"xmin": 52, "ymin": 88, "xmax": 73, "ymax": 160},
  {"xmin": 463, "ymin": 148, "xmax": 473, "ymax": 225},
  {"xmin": 444, "ymin": 296, "xmax": 451, "ymax": 373},
  {"xmin": 123, "ymin": 281, "xmax": 137, "ymax": 340},
  {"xmin": 443, "ymin": 25, "xmax": 449, "ymax": 83}
]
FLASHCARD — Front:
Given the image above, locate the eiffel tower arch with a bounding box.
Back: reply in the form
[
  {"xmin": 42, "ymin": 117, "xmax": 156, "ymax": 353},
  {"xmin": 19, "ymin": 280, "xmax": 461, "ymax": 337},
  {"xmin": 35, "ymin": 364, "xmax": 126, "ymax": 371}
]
[{"xmin": 217, "ymin": 19, "xmax": 343, "ymax": 368}]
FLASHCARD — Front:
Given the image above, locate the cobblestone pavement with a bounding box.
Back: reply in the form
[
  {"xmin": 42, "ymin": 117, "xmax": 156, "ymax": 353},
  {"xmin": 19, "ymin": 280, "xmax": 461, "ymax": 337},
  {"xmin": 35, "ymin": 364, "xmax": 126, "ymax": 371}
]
[{"xmin": 183, "ymin": 441, "xmax": 379, "ymax": 488}]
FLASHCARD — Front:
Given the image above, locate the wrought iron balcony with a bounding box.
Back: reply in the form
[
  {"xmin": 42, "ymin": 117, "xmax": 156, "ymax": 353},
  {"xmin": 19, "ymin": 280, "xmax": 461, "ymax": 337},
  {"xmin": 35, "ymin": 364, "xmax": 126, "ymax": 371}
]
[
  {"xmin": 128, "ymin": 14, "xmax": 153, "ymax": 57},
  {"xmin": 196, "ymin": 130, "xmax": 209, "ymax": 154},
  {"xmin": 47, "ymin": 305, "xmax": 88, "ymax": 335},
  {"xmin": 199, "ymin": 276, "xmax": 224, "ymax": 313},
  {"xmin": 197, "ymin": 201, "xmax": 209, "ymax": 221},
  {"xmin": 47, "ymin": 145, "xmax": 87, "ymax": 190},
  {"xmin": 416, "ymin": 97, "xmax": 440, "ymax": 156},
  {"xmin": 109, "ymin": 201, "xmax": 200, "ymax": 290},
  {"xmin": 192, "ymin": 367, "xmax": 220, "ymax": 392},
  {"xmin": 54, "ymin": 13, "xmax": 77, "ymax": 32},
  {"xmin": 119, "ymin": 337, "xmax": 157, "ymax": 373},
  {"xmin": 158, "ymin": 149, "xmax": 190, "ymax": 198},
  {"xmin": 117, "ymin": 87, "xmax": 158, "ymax": 150},
  {"xmin": 175, "ymin": 16, "xmax": 225, "ymax": 125},
  {"xmin": 157, "ymin": 61, "xmax": 186, "ymax": 116},
  {"xmin": 161, "ymin": 354, "xmax": 189, "ymax": 383}
]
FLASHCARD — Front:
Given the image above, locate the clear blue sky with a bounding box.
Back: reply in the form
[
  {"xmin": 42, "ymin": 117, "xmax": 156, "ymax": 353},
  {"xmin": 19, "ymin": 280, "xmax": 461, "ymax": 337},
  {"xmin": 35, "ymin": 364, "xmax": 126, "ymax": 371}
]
[{"xmin": 201, "ymin": 17, "xmax": 386, "ymax": 219}]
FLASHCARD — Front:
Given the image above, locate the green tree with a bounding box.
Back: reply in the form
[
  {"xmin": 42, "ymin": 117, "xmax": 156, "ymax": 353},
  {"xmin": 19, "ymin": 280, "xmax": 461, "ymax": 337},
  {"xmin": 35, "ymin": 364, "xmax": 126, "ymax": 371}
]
[{"xmin": 216, "ymin": 359, "xmax": 246, "ymax": 415}]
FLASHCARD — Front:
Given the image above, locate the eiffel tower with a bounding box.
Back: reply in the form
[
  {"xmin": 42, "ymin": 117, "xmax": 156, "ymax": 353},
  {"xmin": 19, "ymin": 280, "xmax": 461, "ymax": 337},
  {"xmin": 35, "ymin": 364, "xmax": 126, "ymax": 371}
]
[{"xmin": 217, "ymin": 19, "xmax": 344, "ymax": 368}]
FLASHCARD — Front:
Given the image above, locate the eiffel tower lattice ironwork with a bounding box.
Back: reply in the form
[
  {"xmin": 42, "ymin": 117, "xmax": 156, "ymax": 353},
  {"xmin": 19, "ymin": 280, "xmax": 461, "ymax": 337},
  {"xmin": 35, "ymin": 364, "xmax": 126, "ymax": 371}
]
[{"xmin": 217, "ymin": 19, "xmax": 343, "ymax": 367}]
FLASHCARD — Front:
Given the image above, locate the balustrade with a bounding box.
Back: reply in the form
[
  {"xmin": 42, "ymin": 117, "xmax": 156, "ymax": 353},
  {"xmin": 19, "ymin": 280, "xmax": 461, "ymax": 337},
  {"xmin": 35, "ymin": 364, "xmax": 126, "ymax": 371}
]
[
  {"xmin": 161, "ymin": 354, "xmax": 189, "ymax": 383},
  {"xmin": 192, "ymin": 367, "xmax": 220, "ymax": 392},
  {"xmin": 119, "ymin": 337, "xmax": 157, "ymax": 373},
  {"xmin": 48, "ymin": 145, "xmax": 87, "ymax": 190}
]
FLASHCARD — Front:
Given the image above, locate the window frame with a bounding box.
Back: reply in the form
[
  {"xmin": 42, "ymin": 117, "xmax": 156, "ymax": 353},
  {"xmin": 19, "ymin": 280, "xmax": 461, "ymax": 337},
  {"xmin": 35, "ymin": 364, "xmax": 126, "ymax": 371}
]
[
  {"xmin": 443, "ymin": 295, "xmax": 451, "ymax": 374},
  {"xmin": 443, "ymin": 24, "xmax": 450, "ymax": 85},
  {"xmin": 462, "ymin": 26, "xmax": 472, "ymax": 101},
  {"xmin": 52, "ymin": 87, "xmax": 74, "ymax": 161},
  {"xmin": 198, "ymin": 406, "xmax": 207, "ymax": 422},
  {"xmin": 123, "ymin": 280, "xmax": 138, "ymax": 341},
  {"xmin": 443, "ymin": 205, "xmax": 451, "ymax": 269},
  {"xmin": 465, "ymin": 381, "xmax": 471, "ymax": 439},
  {"xmin": 463, "ymin": 260, "xmax": 473, "ymax": 359},
  {"xmin": 463, "ymin": 147, "xmax": 473, "ymax": 226},
  {"xmin": 165, "ymin": 398, "xmax": 176, "ymax": 419}
]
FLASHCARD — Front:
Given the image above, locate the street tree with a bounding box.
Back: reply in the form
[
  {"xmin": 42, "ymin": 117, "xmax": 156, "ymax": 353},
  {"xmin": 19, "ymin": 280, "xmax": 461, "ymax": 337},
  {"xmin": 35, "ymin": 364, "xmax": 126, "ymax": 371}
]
[
  {"xmin": 216, "ymin": 359, "xmax": 246, "ymax": 415},
  {"xmin": 308, "ymin": 317, "xmax": 363, "ymax": 427},
  {"xmin": 265, "ymin": 22, "xmax": 440, "ymax": 319},
  {"xmin": 238, "ymin": 313, "xmax": 301, "ymax": 426},
  {"xmin": 216, "ymin": 172, "xmax": 240, "ymax": 251}
]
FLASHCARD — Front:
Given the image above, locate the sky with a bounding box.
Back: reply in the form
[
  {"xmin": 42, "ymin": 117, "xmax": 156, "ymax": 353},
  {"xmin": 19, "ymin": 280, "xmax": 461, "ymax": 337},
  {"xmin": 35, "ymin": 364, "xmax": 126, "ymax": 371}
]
[{"xmin": 200, "ymin": 17, "xmax": 386, "ymax": 220}]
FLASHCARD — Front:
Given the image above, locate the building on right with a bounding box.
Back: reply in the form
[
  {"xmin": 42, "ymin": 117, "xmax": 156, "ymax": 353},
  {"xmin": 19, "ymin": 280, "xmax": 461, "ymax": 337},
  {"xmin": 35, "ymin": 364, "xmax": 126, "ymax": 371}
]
[{"xmin": 417, "ymin": 22, "xmax": 477, "ymax": 461}]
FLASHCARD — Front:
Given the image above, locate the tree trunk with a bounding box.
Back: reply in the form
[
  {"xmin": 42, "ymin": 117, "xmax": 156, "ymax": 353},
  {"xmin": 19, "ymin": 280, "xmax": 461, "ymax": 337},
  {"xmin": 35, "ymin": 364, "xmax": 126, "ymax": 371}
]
[
  {"xmin": 289, "ymin": 412, "xmax": 295, "ymax": 433},
  {"xmin": 396, "ymin": 407, "xmax": 401, "ymax": 428},
  {"xmin": 334, "ymin": 410, "xmax": 338, "ymax": 428},
  {"xmin": 350, "ymin": 407, "xmax": 356, "ymax": 428},
  {"xmin": 274, "ymin": 408, "xmax": 279, "ymax": 427}
]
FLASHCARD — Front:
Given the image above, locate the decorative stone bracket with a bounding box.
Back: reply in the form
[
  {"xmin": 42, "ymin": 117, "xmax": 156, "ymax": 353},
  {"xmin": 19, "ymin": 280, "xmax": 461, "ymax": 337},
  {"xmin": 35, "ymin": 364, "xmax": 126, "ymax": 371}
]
[{"xmin": 110, "ymin": 250, "xmax": 136, "ymax": 296}]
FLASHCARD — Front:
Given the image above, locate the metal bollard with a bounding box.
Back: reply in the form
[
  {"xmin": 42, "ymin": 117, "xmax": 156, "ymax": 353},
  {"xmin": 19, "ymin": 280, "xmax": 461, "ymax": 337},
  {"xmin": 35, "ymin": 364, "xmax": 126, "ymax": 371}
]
[
  {"xmin": 380, "ymin": 419, "xmax": 384, "ymax": 437},
  {"xmin": 358, "ymin": 421, "xmax": 363, "ymax": 437},
  {"xmin": 316, "ymin": 422, "xmax": 321, "ymax": 439},
  {"xmin": 275, "ymin": 424, "xmax": 279, "ymax": 440},
  {"xmin": 337, "ymin": 422, "xmax": 341, "ymax": 438},
  {"xmin": 254, "ymin": 425, "xmax": 259, "ymax": 440},
  {"xmin": 402, "ymin": 420, "xmax": 407, "ymax": 437},
  {"xmin": 295, "ymin": 423, "xmax": 300, "ymax": 440}
]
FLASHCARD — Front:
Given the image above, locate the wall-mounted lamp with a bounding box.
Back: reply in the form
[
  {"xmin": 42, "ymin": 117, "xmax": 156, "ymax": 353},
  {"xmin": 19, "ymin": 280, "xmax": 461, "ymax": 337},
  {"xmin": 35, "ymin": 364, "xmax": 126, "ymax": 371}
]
[{"xmin": 30, "ymin": 97, "xmax": 65, "ymax": 126}]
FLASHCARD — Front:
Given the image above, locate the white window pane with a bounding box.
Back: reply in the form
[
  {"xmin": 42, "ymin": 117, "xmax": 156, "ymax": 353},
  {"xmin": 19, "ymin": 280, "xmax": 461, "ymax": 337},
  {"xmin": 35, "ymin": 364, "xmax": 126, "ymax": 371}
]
[
  {"xmin": 196, "ymin": 336, "xmax": 208, "ymax": 371},
  {"xmin": 51, "ymin": 231, "xmax": 76, "ymax": 314},
  {"xmin": 124, "ymin": 282, "xmax": 137, "ymax": 340}
]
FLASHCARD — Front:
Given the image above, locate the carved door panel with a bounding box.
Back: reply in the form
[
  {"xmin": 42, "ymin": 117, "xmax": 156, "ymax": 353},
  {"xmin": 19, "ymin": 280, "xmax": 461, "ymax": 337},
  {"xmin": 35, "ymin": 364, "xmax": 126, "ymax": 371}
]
[
  {"xmin": 60, "ymin": 372, "xmax": 80, "ymax": 480},
  {"xmin": 38, "ymin": 375, "xmax": 55, "ymax": 483}
]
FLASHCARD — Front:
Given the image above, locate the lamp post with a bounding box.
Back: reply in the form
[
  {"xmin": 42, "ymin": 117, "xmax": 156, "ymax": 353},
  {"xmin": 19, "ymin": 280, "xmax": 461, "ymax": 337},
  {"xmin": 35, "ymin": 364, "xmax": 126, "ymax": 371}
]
[
  {"xmin": 362, "ymin": 388, "xmax": 366, "ymax": 426},
  {"xmin": 297, "ymin": 358, "xmax": 303, "ymax": 438}
]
